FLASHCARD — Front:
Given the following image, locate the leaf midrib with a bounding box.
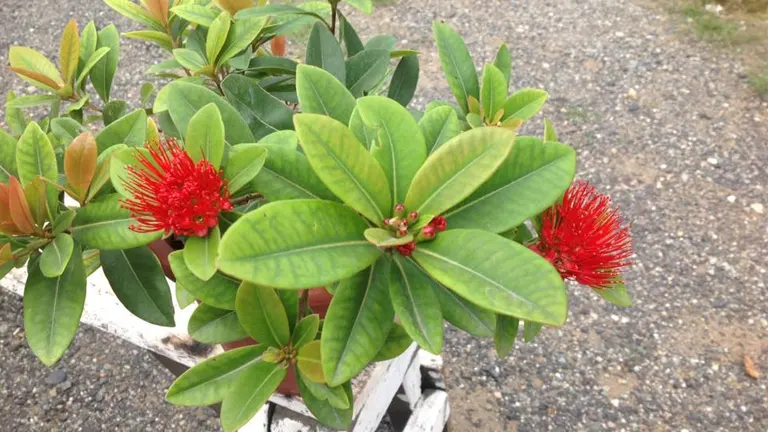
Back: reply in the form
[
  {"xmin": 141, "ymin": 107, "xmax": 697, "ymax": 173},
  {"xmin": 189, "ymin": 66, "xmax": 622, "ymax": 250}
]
[
  {"xmin": 224, "ymin": 240, "xmax": 370, "ymax": 263},
  {"xmin": 119, "ymin": 249, "xmax": 167, "ymax": 320},
  {"xmin": 393, "ymin": 258, "xmax": 436, "ymax": 349},
  {"xmin": 233, "ymin": 365, "xmax": 282, "ymax": 421}
]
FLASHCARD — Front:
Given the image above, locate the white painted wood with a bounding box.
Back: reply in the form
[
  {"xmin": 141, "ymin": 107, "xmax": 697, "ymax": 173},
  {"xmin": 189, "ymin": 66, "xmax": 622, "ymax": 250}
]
[
  {"xmin": 402, "ymin": 390, "xmax": 450, "ymax": 432},
  {"xmin": 271, "ymin": 406, "xmax": 335, "ymax": 432},
  {"xmin": 239, "ymin": 403, "xmax": 270, "ymax": 432},
  {"xmin": 418, "ymin": 350, "xmax": 443, "ymax": 371},
  {"xmin": 402, "ymin": 358, "xmax": 423, "ymax": 410}
]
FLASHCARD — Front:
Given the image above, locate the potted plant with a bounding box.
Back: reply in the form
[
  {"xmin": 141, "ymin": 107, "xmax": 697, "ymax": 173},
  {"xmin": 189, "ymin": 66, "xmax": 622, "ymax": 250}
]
[{"xmin": 0, "ymin": 0, "xmax": 634, "ymax": 430}]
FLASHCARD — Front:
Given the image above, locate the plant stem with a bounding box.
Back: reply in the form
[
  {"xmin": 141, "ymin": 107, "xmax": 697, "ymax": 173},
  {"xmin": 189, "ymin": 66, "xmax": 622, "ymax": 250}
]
[
  {"xmin": 297, "ymin": 289, "xmax": 309, "ymax": 321},
  {"xmin": 330, "ymin": 1, "xmax": 338, "ymax": 35},
  {"xmin": 230, "ymin": 192, "xmax": 264, "ymax": 206}
]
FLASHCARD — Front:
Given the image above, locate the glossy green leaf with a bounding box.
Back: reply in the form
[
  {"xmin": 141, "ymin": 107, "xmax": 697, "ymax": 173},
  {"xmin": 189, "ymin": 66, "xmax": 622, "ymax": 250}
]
[
  {"xmin": 176, "ymin": 283, "xmax": 196, "ymax": 309},
  {"xmin": 297, "ymin": 340, "xmax": 325, "ymax": 383},
  {"xmin": 412, "ymin": 229, "xmax": 567, "ymax": 325},
  {"xmin": 345, "ymin": 49, "xmax": 389, "ymax": 97},
  {"xmin": 365, "ymin": 35, "xmax": 396, "ymax": 51},
  {"xmin": 340, "ymin": 14, "xmax": 364, "ymax": 56},
  {"xmin": 299, "ymin": 374, "xmax": 350, "ymax": 409},
  {"xmin": 445, "ymin": 137, "xmax": 575, "ymax": 234},
  {"xmin": 373, "ymin": 323, "xmax": 412, "ymax": 361},
  {"xmin": 390, "ymin": 255, "xmax": 443, "ymax": 353},
  {"xmin": 220, "ymin": 361, "xmax": 286, "ymax": 432},
  {"xmin": 544, "ymin": 119, "xmax": 558, "ymax": 142},
  {"xmin": 221, "ymin": 74, "xmax": 294, "ymax": 140},
  {"xmin": 5, "ymin": 94, "xmax": 59, "ymax": 109},
  {"xmin": 322, "ymin": 260, "xmax": 393, "ymax": 387},
  {"xmin": 344, "ymin": 0, "xmax": 373, "ymax": 14},
  {"xmin": 481, "ymin": 64, "xmax": 507, "ymax": 122},
  {"xmin": 185, "ymin": 103, "xmax": 225, "ymax": 168},
  {"xmin": 388, "ymin": 55, "xmax": 419, "ymax": 107},
  {"xmin": 82, "ymin": 249, "xmax": 101, "ymax": 276},
  {"xmin": 104, "ymin": 0, "xmax": 164, "ymax": 31},
  {"xmin": 50, "ymin": 118, "xmax": 86, "ymax": 145},
  {"xmin": 0, "ymin": 129, "xmax": 17, "ymax": 182},
  {"xmin": 189, "ymin": 304, "xmax": 248, "ymax": 344},
  {"xmin": 184, "ymin": 226, "xmax": 220, "ymax": 281},
  {"xmin": 16, "ymin": 122, "xmax": 58, "ymax": 213},
  {"xmin": 90, "ymin": 25, "xmax": 120, "ymax": 102},
  {"xmin": 171, "ymin": 4, "xmax": 218, "ymax": 27},
  {"xmin": 140, "ymin": 82, "xmax": 155, "ymax": 106},
  {"xmin": 297, "ymin": 372, "xmax": 353, "ymax": 430},
  {"xmin": 256, "ymin": 130, "xmax": 297, "ymax": 149},
  {"xmin": 502, "ymin": 88, "xmax": 548, "ymax": 121},
  {"xmin": 433, "ymin": 22, "xmax": 479, "ymax": 114},
  {"xmin": 75, "ymin": 47, "xmax": 111, "ymax": 89},
  {"xmin": 101, "ymin": 246, "xmax": 175, "ymax": 326},
  {"xmin": 51, "ymin": 210, "xmax": 76, "ymax": 236},
  {"xmin": 95, "ymin": 108, "xmax": 147, "ymax": 152},
  {"xmin": 293, "ymin": 314, "xmax": 320, "ymax": 349},
  {"xmin": 207, "ymin": 11, "xmax": 231, "ymax": 65},
  {"xmin": 296, "ymin": 64, "xmax": 356, "ymax": 125},
  {"xmin": 434, "ymin": 280, "xmax": 495, "ymax": 337},
  {"xmin": 277, "ymin": 290, "xmax": 299, "ymax": 333},
  {"xmin": 102, "ymin": 100, "xmax": 129, "ymax": 127},
  {"xmin": 71, "ymin": 194, "xmax": 161, "ymax": 249},
  {"xmin": 218, "ymin": 17, "xmax": 267, "ymax": 65},
  {"xmin": 294, "ymin": 114, "xmax": 391, "ymax": 224},
  {"xmin": 24, "ymin": 248, "xmax": 86, "ymax": 366},
  {"xmin": 108, "ymin": 146, "xmax": 149, "ymax": 198},
  {"xmin": 306, "ymin": 22, "xmax": 345, "ymax": 84},
  {"xmin": 523, "ymin": 320, "xmax": 542, "ymax": 343},
  {"xmin": 8, "ymin": 46, "xmax": 63, "ymax": 90},
  {"xmin": 236, "ymin": 3, "xmax": 327, "ymax": 21},
  {"xmin": 248, "ymin": 143, "xmax": 335, "ymax": 201},
  {"xmin": 364, "ymin": 228, "xmax": 413, "ymax": 247},
  {"xmin": 219, "ymin": 200, "xmax": 380, "ymax": 288},
  {"xmin": 493, "ymin": 44, "xmax": 512, "ymax": 88},
  {"xmin": 595, "ymin": 283, "xmax": 632, "ymax": 307},
  {"xmin": 223, "ymin": 145, "xmax": 267, "ymax": 193},
  {"xmin": 245, "ymin": 56, "xmax": 298, "ymax": 75},
  {"xmin": 236, "ymin": 282, "xmax": 290, "ymax": 347},
  {"xmin": 87, "ymin": 142, "xmax": 124, "ymax": 198},
  {"xmin": 419, "ymin": 106, "xmax": 461, "ymax": 155},
  {"xmin": 168, "ymin": 251, "xmax": 238, "ymax": 310},
  {"xmin": 172, "ymin": 48, "xmax": 206, "ymax": 71},
  {"xmin": 39, "ymin": 234, "xmax": 74, "ymax": 278},
  {"xmin": 404, "ymin": 127, "xmax": 514, "ymax": 220},
  {"xmin": 494, "ymin": 315, "xmax": 519, "ymax": 358},
  {"xmin": 123, "ymin": 30, "xmax": 173, "ymax": 51},
  {"xmin": 166, "ymin": 345, "xmax": 267, "ymax": 405},
  {"xmin": 5, "ymin": 92, "xmax": 28, "ymax": 136}
]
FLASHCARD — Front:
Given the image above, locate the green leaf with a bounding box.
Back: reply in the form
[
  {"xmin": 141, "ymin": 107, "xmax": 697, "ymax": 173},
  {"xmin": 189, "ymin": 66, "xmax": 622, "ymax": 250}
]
[
  {"xmin": 223, "ymin": 145, "xmax": 267, "ymax": 193},
  {"xmin": 412, "ymin": 229, "xmax": 567, "ymax": 326},
  {"xmin": 218, "ymin": 17, "xmax": 267, "ymax": 66},
  {"xmin": 404, "ymin": 127, "xmax": 514, "ymax": 220},
  {"xmin": 0, "ymin": 129, "xmax": 17, "ymax": 182},
  {"xmin": 322, "ymin": 260, "xmax": 393, "ymax": 387},
  {"xmin": 166, "ymin": 344, "xmax": 267, "ymax": 405},
  {"xmin": 39, "ymin": 234, "xmax": 74, "ymax": 278},
  {"xmin": 502, "ymin": 88, "xmax": 548, "ymax": 121},
  {"xmin": 294, "ymin": 114, "xmax": 391, "ymax": 224},
  {"xmin": 434, "ymin": 281, "xmax": 495, "ymax": 338},
  {"xmin": 293, "ymin": 314, "xmax": 320, "ymax": 349},
  {"xmin": 248, "ymin": 143, "xmax": 336, "ymax": 201},
  {"xmin": 123, "ymin": 30, "xmax": 173, "ymax": 51},
  {"xmin": 104, "ymin": 0, "xmax": 164, "ymax": 31},
  {"xmin": 493, "ymin": 44, "xmax": 512, "ymax": 88},
  {"xmin": 445, "ymin": 137, "xmax": 576, "ymax": 234},
  {"xmin": 543, "ymin": 119, "xmax": 558, "ymax": 142},
  {"xmin": 306, "ymin": 22, "xmax": 345, "ymax": 84},
  {"xmin": 373, "ymin": 323, "xmax": 412, "ymax": 361},
  {"xmin": 356, "ymin": 96, "xmax": 426, "ymax": 208},
  {"xmin": 256, "ymin": 130, "xmax": 297, "ymax": 149},
  {"xmin": 173, "ymin": 48, "xmax": 206, "ymax": 71},
  {"xmin": 90, "ymin": 25, "xmax": 120, "ymax": 102},
  {"xmin": 494, "ymin": 315, "xmax": 519, "ymax": 358},
  {"xmin": 364, "ymin": 228, "xmax": 413, "ymax": 247},
  {"xmin": 245, "ymin": 56, "xmax": 298, "ymax": 75},
  {"xmin": 221, "ymin": 74, "xmax": 294, "ymax": 141},
  {"xmin": 390, "ymin": 255, "xmax": 443, "ymax": 354},
  {"xmin": 108, "ymin": 146, "xmax": 148, "ymax": 198},
  {"xmin": 166, "ymin": 81, "xmax": 255, "ymax": 144},
  {"xmin": 297, "ymin": 373, "xmax": 353, "ymax": 430},
  {"xmin": 95, "ymin": 108, "xmax": 147, "ymax": 152},
  {"xmin": 5, "ymin": 92, "xmax": 28, "ymax": 136},
  {"xmin": 168, "ymin": 251, "xmax": 238, "ymax": 310},
  {"xmin": 184, "ymin": 226, "xmax": 221, "ymax": 281},
  {"xmin": 236, "ymin": 282, "xmax": 290, "ymax": 347},
  {"xmin": 419, "ymin": 105, "xmax": 461, "ymax": 154},
  {"xmin": 71, "ymin": 194, "xmax": 161, "ymax": 249},
  {"xmin": 219, "ymin": 200, "xmax": 380, "ymax": 289},
  {"xmin": 176, "ymin": 283, "xmax": 196, "ymax": 309},
  {"xmin": 432, "ymin": 22, "xmax": 479, "ymax": 114},
  {"xmin": 51, "ymin": 210, "xmax": 76, "ymax": 235},
  {"xmin": 16, "ymin": 122, "xmax": 58, "ymax": 213},
  {"xmin": 388, "ymin": 55, "xmax": 419, "ymax": 107},
  {"xmin": 171, "ymin": 4, "xmax": 218, "ymax": 27},
  {"xmin": 188, "ymin": 304, "xmax": 248, "ymax": 344},
  {"xmin": 140, "ymin": 82, "xmax": 155, "ymax": 106},
  {"xmin": 220, "ymin": 361, "xmax": 286, "ymax": 432},
  {"xmin": 102, "ymin": 100, "xmax": 129, "ymax": 127},
  {"xmin": 185, "ymin": 103, "xmax": 225, "ymax": 168},
  {"xmin": 339, "ymin": 14, "xmax": 364, "ymax": 56},
  {"xmin": 60, "ymin": 20, "xmax": 83, "ymax": 83},
  {"xmin": 594, "ymin": 283, "xmax": 632, "ymax": 307},
  {"xmin": 365, "ymin": 35, "xmax": 396, "ymax": 51},
  {"xmin": 23, "ymin": 248, "xmax": 86, "ymax": 365},
  {"xmin": 75, "ymin": 47, "xmax": 111, "ymax": 89},
  {"xmin": 8, "ymin": 46, "xmax": 64, "ymax": 90},
  {"xmin": 299, "ymin": 374, "xmax": 350, "ymax": 409},
  {"xmin": 101, "ymin": 246, "xmax": 175, "ymax": 327},
  {"xmin": 481, "ymin": 64, "xmax": 507, "ymax": 122},
  {"xmin": 236, "ymin": 3, "xmax": 327, "ymax": 22},
  {"xmin": 523, "ymin": 320, "xmax": 542, "ymax": 343},
  {"xmin": 297, "ymin": 340, "xmax": 325, "ymax": 383},
  {"xmin": 345, "ymin": 49, "xmax": 389, "ymax": 97},
  {"xmin": 296, "ymin": 64, "xmax": 356, "ymax": 125},
  {"xmin": 343, "ymin": 0, "xmax": 373, "ymax": 14},
  {"xmin": 6, "ymin": 94, "xmax": 59, "ymax": 109},
  {"xmin": 277, "ymin": 290, "xmax": 299, "ymax": 333},
  {"xmin": 207, "ymin": 11, "xmax": 231, "ymax": 65},
  {"xmin": 50, "ymin": 118, "xmax": 86, "ymax": 145}
]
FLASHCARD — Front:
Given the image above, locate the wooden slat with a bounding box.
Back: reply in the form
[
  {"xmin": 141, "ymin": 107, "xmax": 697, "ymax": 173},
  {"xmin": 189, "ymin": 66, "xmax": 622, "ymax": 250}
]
[
  {"xmin": 402, "ymin": 390, "xmax": 450, "ymax": 432},
  {"xmin": 401, "ymin": 358, "xmax": 422, "ymax": 410}
]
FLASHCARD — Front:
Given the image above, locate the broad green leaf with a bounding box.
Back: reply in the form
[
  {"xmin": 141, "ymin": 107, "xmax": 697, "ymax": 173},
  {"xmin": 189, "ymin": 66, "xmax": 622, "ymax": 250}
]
[
  {"xmin": 51, "ymin": 210, "xmax": 76, "ymax": 235},
  {"xmin": 297, "ymin": 373, "xmax": 353, "ymax": 430},
  {"xmin": 390, "ymin": 255, "xmax": 443, "ymax": 354},
  {"xmin": 166, "ymin": 345, "xmax": 267, "ymax": 405},
  {"xmin": 107, "ymin": 146, "xmax": 145, "ymax": 198},
  {"xmin": 373, "ymin": 323, "xmax": 412, "ymax": 361},
  {"xmin": 5, "ymin": 94, "xmax": 59, "ymax": 109},
  {"xmin": 412, "ymin": 229, "xmax": 567, "ymax": 325},
  {"xmin": 184, "ymin": 226, "xmax": 221, "ymax": 283},
  {"xmin": 166, "ymin": 81, "xmax": 255, "ymax": 144},
  {"xmin": 123, "ymin": 30, "xmax": 173, "ymax": 51},
  {"xmin": 218, "ymin": 17, "xmax": 267, "ymax": 65},
  {"xmin": 79, "ymin": 21, "xmax": 98, "ymax": 65},
  {"xmin": 71, "ymin": 194, "xmax": 161, "ymax": 249},
  {"xmin": 493, "ymin": 44, "xmax": 512, "ymax": 88},
  {"xmin": 236, "ymin": 282, "xmax": 290, "ymax": 347},
  {"xmin": 481, "ymin": 64, "xmax": 507, "ymax": 122},
  {"xmin": 594, "ymin": 283, "xmax": 632, "ymax": 307},
  {"xmin": 90, "ymin": 25, "xmax": 120, "ymax": 102},
  {"xmin": 223, "ymin": 145, "xmax": 267, "ymax": 193},
  {"xmin": 0, "ymin": 129, "xmax": 17, "ymax": 182},
  {"xmin": 388, "ymin": 55, "xmax": 419, "ymax": 107},
  {"xmin": 95, "ymin": 108, "xmax": 147, "ymax": 152},
  {"xmin": 50, "ymin": 118, "xmax": 86, "ymax": 145},
  {"xmin": 494, "ymin": 315, "xmax": 519, "ymax": 358},
  {"xmin": 404, "ymin": 127, "xmax": 514, "ymax": 220},
  {"xmin": 345, "ymin": 49, "xmax": 389, "ymax": 97},
  {"xmin": 339, "ymin": 14, "xmax": 364, "ymax": 56},
  {"xmin": 432, "ymin": 22, "xmax": 479, "ymax": 114},
  {"xmin": 343, "ymin": 0, "xmax": 373, "ymax": 14},
  {"xmin": 322, "ymin": 260, "xmax": 393, "ymax": 387},
  {"xmin": 306, "ymin": 22, "xmax": 345, "ymax": 84},
  {"xmin": 81, "ymin": 251, "xmax": 100, "ymax": 277},
  {"xmin": 433, "ymin": 280, "xmax": 496, "ymax": 338},
  {"xmin": 299, "ymin": 374, "xmax": 350, "ymax": 409},
  {"xmin": 104, "ymin": 0, "xmax": 164, "ymax": 31},
  {"xmin": 207, "ymin": 11, "xmax": 231, "ymax": 65},
  {"xmin": 544, "ymin": 119, "xmax": 558, "ymax": 142},
  {"xmin": 277, "ymin": 290, "xmax": 299, "ymax": 333},
  {"xmin": 75, "ymin": 47, "xmax": 110, "ymax": 89},
  {"xmin": 221, "ymin": 74, "xmax": 294, "ymax": 140},
  {"xmin": 188, "ymin": 304, "xmax": 248, "ymax": 344},
  {"xmin": 502, "ymin": 89, "xmax": 548, "ymax": 121},
  {"xmin": 185, "ymin": 103, "xmax": 225, "ymax": 168},
  {"xmin": 176, "ymin": 283, "xmax": 196, "ymax": 309},
  {"xmin": 102, "ymin": 100, "xmax": 129, "ymax": 126},
  {"xmin": 419, "ymin": 106, "xmax": 461, "ymax": 154},
  {"xmin": 245, "ymin": 56, "xmax": 298, "ymax": 75},
  {"xmin": 16, "ymin": 122, "xmax": 58, "ymax": 213},
  {"xmin": 39, "ymin": 234, "xmax": 74, "ymax": 278},
  {"xmin": 5, "ymin": 92, "xmax": 28, "ymax": 136},
  {"xmin": 24, "ymin": 177, "xmax": 48, "ymax": 227},
  {"xmin": 293, "ymin": 314, "xmax": 320, "ymax": 349},
  {"xmin": 294, "ymin": 114, "xmax": 391, "ymax": 223},
  {"xmin": 523, "ymin": 320, "xmax": 542, "ymax": 343},
  {"xmin": 236, "ymin": 3, "xmax": 327, "ymax": 21},
  {"xmin": 173, "ymin": 48, "xmax": 206, "ymax": 71},
  {"xmin": 24, "ymin": 248, "xmax": 86, "ymax": 366},
  {"xmin": 219, "ymin": 200, "xmax": 379, "ymax": 289},
  {"xmin": 8, "ymin": 46, "xmax": 64, "ymax": 90},
  {"xmin": 248, "ymin": 143, "xmax": 335, "ymax": 201},
  {"xmin": 364, "ymin": 228, "xmax": 413, "ymax": 247},
  {"xmin": 220, "ymin": 361, "xmax": 286, "ymax": 432},
  {"xmin": 348, "ymin": 108, "xmax": 374, "ymax": 149},
  {"xmin": 297, "ymin": 340, "xmax": 325, "ymax": 383},
  {"xmin": 168, "ymin": 251, "xmax": 238, "ymax": 310},
  {"xmin": 101, "ymin": 246, "xmax": 175, "ymax": 326},
  {"xmin": 356, "ymin": 96, "xmax": 426, "ymax": 208},
  {"xmin": 445, "ymin": 137, "xmax": 576, "ymax": 234},
  {"xmin": 171, "ymin": 4, "xmax": 218, "ymax": 26},
  {"xmin": 365, "ymin": 35, "xmax": 396, "ymax": 52},
  {"xmin": 296, "ymin": 64, "xmax": 356, "ymax": 125}
]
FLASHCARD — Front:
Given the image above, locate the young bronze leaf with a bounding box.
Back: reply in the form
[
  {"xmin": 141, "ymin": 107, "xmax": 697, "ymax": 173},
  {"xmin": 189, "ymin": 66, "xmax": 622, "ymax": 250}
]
[
  {"xmin": 144, "ymin": 0, "xmax": 169, "ymax": 25},
  {"xmin": 8, "ymin": 177, "xmax": 37, "ymax": 234},
  {"xmin": 59, "ymin": 20, "xmax": 81, "ymax": 84},
  {"xmin": 65, "ymin": 132, "xmax": 98, "ymax": 201}
]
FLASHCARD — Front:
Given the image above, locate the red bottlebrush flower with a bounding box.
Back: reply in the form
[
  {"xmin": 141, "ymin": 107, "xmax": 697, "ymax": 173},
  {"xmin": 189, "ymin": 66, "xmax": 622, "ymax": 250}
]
[
  {"xmin": 396, "ymin": 241, "xmax": 416, "ymax": 256},
  {"xmin": 430, "ymin": 216, "xmax": 447, "ymax": 232},
  {"xmin": 121, "ymin": 138, "xmax": 232, "ymax": 237},
  {"xmin": 530, "ymin": 180, "xmax": 633, "ymax": 289}
]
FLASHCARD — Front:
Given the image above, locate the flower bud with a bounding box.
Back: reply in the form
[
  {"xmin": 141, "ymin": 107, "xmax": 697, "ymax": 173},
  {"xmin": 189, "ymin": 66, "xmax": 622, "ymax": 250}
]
[
  {"xmin": 394, "ymin": 203, "xmax": 406, "ymax": 217},
  {"xmin": 407, "ymin": 211, "xmax": 419, "ymax": 223}
]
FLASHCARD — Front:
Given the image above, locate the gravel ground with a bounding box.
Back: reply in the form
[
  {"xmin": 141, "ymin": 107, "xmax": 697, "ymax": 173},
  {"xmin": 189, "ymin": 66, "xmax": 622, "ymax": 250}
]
[{"xmin": 1, "ymin": 0, "xmax": 767, "ymax": 431}]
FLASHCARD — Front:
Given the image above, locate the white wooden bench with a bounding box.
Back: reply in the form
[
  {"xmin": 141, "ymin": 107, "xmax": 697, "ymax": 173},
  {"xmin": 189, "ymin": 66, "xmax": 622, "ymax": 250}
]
[{"xmin": 1, "ymin": 267, "xmax": 450, "ymax": 431}]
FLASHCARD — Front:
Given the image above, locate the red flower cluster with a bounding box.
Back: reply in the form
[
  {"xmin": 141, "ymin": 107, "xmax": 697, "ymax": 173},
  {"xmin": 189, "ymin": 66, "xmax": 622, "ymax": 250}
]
[
  {"xmin": 396, "ymin": 241, "xmax": 416, "ymax": 256},
  {"xmin": 121, "ymin": 139, "xmax": 232, "ymax": 237},
  {"xmin": 530, "ymin": 180, "xmax": 632, "ymax": 289},
  {"xmin": 395, "ymin": 215, "xmax": 448, "ymax": 256}
]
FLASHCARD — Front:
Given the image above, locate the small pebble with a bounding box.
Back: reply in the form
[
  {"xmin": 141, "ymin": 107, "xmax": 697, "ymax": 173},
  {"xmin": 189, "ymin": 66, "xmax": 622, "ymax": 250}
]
[
  {"xmin": 750, "ymin": 203, "xmax": 764, "ymax": 214},
  {"xmin": 726, "ymin": 195, "xmax": 736, "ymax": 203}
]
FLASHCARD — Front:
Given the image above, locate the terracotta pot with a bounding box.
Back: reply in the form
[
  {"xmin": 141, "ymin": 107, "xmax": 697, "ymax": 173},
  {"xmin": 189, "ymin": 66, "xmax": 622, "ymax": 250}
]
[{"xmin": 147, "ymin": 239, "xmax": 333, "ymax": 396}]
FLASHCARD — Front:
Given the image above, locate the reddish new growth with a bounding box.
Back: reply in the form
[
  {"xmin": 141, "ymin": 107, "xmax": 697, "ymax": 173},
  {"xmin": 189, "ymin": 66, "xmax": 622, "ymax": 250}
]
[
  {"xmin": 121, "ymin": 138, "xmax": 232, "ymax": 237},
  {"xmin": 395, "ymin": 215, "xmax": 448, "ymax": 256},
  {"xmin": 530, "ymin": 180, "xmax": 632, "ymax": 289},
  {"xmin": 396, "ymin": 242, "xmax": 416, "ymax": 256}
]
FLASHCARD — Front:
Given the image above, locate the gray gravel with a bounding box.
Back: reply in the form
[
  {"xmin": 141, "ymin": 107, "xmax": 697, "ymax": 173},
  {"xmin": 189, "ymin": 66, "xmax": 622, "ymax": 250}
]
[{"xmin": 2, "ymin": 0, "xmax": 767, "ymax": 431}]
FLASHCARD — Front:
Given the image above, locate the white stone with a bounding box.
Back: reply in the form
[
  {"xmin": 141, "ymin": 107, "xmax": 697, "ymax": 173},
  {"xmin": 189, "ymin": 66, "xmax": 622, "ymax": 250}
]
[
  {"xmin": 707, "ymin": 157, "xmax": 718, "ymax": 165},
  {"xmin": 750, "ymin": 203, "xmax": 764, "ymax": 214},
  {"xmin": 727, "ymin": 195, "xmax": 736, "ymax": 203}
]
